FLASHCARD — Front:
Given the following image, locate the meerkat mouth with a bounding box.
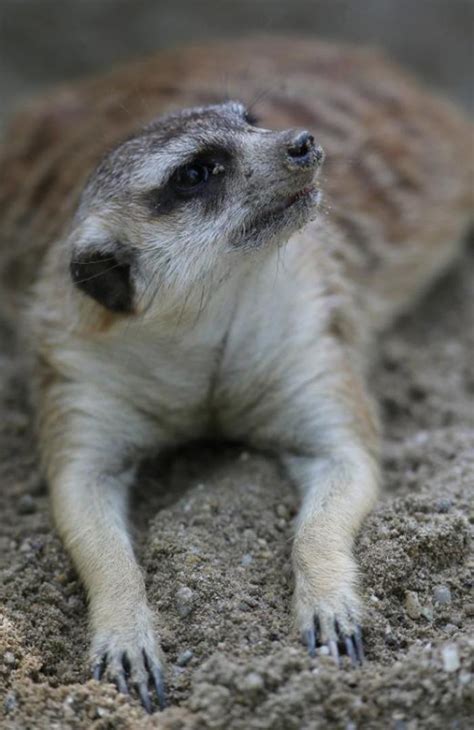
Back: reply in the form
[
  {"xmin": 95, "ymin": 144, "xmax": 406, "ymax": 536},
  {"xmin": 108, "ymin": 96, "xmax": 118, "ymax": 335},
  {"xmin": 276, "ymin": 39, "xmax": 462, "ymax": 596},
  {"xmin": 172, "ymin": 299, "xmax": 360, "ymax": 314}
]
[
  {"xmin": 231, "ymin": 184, "xmax": 320, "ymax": 249},
  {"xmin": 260, "ymin": 184, "xmax": 319, "ymax": 224},
  {"xmin": 285, "ymin": 186, "xmax": 316, "ymax": 208}
]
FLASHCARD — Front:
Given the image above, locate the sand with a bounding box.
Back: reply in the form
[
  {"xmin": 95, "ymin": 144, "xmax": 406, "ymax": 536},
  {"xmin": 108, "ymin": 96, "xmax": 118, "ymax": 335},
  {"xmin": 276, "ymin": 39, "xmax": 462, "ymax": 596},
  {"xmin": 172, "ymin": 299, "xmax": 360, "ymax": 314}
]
[{"xmin": 0, "ymin": 241, "xmax": 473, "ymax": 728}]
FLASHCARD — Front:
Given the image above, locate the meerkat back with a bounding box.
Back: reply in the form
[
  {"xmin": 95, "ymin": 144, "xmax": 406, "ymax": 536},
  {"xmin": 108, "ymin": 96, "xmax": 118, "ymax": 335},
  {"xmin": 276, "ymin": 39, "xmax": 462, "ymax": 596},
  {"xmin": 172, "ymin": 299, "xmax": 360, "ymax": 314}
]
[{"xmin": 0, "ymin": 37, "xmax": 472, "ymax": 327}]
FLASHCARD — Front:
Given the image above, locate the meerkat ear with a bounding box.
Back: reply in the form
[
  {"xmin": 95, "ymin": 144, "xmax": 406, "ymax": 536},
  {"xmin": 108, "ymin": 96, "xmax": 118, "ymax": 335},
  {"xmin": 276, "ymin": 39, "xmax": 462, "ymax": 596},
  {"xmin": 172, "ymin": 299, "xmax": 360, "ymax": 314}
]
[{"xmin": 70, "ymin": 243, "xmax": 134, "ymax": 314}]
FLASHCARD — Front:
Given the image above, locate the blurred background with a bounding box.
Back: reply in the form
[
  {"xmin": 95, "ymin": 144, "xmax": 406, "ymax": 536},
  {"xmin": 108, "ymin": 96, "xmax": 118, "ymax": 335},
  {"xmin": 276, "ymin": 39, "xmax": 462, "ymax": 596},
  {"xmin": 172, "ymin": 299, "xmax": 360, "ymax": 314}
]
[{"xmin": 0, "ymin": 0, "xmax": 472, "ymax": 130}]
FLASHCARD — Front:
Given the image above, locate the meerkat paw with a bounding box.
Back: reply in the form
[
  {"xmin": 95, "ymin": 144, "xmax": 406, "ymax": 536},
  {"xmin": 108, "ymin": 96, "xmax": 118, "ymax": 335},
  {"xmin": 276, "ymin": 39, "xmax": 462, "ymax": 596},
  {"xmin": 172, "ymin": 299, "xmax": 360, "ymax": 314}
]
[
  {"xmin": 90, "ymin": 616, "xmax": 166, "ymax": 713},
  {"xmin": 292, "ymin": 546, "xmax": 365, "ymax": 665}
]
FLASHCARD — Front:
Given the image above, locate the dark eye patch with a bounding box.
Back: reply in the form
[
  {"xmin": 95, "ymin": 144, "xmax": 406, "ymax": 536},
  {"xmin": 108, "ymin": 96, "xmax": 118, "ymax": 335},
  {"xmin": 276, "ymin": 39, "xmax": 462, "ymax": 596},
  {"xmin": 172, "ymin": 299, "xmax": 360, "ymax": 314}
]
[{"xmin": 144, "ymin": 146, "xmax": 231, "ymax": 217}]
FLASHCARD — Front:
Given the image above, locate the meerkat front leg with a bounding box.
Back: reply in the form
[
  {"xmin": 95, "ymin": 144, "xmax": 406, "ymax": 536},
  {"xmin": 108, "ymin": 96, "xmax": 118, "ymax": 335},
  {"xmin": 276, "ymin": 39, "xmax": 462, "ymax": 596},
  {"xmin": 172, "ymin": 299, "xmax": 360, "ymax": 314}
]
[
  {"xmin": 280, "ymin": 363, "xmax": 380, "ymax": 662},
  {"xmin": 38, "ymin": 381, "xmax": 165, "ymax": 711}
]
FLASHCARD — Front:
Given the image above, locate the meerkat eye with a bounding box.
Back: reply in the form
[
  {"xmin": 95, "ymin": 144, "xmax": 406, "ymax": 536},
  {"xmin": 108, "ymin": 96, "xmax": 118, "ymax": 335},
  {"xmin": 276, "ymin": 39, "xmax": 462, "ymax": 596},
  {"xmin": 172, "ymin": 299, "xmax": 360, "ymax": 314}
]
[
  {"xmin": 171, "ymin": 162, "xmax": 210, "ymax": 194},
  {"xmin": 243, "ymin": 109, "xmax": 259, "ymax": 126}
]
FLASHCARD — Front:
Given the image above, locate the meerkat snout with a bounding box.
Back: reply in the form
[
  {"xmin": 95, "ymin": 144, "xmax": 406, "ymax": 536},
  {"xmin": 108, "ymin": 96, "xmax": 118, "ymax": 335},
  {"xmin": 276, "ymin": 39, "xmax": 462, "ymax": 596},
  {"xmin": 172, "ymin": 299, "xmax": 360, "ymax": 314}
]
[{"xmin": 285, "ymin": 130, "xmax": 322, "ymax": 170}]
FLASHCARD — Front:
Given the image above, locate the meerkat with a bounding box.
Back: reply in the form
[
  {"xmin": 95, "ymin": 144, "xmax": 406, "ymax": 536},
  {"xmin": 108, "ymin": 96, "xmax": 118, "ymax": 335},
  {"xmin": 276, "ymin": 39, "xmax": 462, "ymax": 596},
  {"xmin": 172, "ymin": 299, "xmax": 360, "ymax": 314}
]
[{"xmin": 0, "ymin": 37, "xmax": 472, "ymax": 713}]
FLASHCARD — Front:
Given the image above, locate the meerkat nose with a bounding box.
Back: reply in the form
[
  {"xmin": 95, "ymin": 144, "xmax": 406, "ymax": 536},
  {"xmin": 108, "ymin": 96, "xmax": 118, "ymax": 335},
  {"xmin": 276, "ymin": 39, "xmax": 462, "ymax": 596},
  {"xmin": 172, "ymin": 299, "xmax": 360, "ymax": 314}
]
[
  {"xmin": 287, "ymin": 131, "xmax": 315, "ymax": 163},
  {"xmin": 285, "ymin": 130, "xmax": 323, "ymax": 171}
]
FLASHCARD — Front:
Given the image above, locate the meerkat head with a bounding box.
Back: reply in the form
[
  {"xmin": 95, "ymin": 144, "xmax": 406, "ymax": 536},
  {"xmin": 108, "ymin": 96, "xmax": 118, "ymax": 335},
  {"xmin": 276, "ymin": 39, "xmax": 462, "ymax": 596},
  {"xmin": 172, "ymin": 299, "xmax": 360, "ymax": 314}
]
[{"xmin": 69, "ymin": 101, "xmax": 324, "ymax": 318}]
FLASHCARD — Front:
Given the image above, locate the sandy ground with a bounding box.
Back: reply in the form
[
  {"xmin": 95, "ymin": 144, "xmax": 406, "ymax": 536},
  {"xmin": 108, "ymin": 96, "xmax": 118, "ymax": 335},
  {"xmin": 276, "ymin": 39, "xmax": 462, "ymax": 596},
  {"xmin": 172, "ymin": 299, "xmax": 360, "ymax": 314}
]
[{"xmin": 0, "ymin": 218, "xmax": 473, "ymax": 730}]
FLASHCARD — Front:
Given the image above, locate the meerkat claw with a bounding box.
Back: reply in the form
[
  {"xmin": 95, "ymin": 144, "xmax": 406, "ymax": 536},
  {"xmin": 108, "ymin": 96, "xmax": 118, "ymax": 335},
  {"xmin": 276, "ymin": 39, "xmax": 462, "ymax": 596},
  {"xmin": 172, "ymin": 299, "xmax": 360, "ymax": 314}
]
[
  {"xmin": 144, "ymin": 651, "xmax": 167, "ymax": 711},
  {"xmin": 152, "ymin": 670, "xmax": 167, "ymax": 711},
  {"xmin": 334, "ymin": 619, "xmax": 360, "ymax": 666},
  {"xmin": 353, "ymin": 626, "xmax": 365, "ymax": 664},
  {"xmin": 115, "ymin": 669, "xmax": 129, "ymax": 695},
  {"xmin": 328, "ymin": 639, "xmax": 340, "ymax": 665},
  {"xmin": 137, "ymin": 682, "xmax": 153, "ymax": 714},
  {"xmin": 302, "ymin": 626, "xmax": 317, "ymax": 657},
  {"xmin": 344, "ymin": 636, "xmax": 358, "ymax": 666},
  {"xmin": 92, "ymin": 656, "xmax": 106, "ymax": 681}
]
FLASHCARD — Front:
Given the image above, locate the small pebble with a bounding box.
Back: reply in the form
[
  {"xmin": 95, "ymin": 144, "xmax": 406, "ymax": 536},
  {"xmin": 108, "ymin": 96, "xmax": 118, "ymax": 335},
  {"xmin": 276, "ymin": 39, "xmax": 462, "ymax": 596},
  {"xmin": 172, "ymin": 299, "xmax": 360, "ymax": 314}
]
[
  {"xmin": 3, "ymin": 652, "xmax": 16, "ymax": 666},
  {"xmin": 241, "ymin": 553, "xmax": 253, "ymax": 567},
  {"xmin": 3, "ymin": 693, "xmax": 17, "ymax": 713},
  {"xmin": 443, "ymin": 623, "xmax": 459, "ymax": 634},
  {"xmin": 441, "ymin": 644, "xmax": 460, "ymax": 672},
  {"xmin": 420, "ymin": 604, "xmax": 434, "ymax": 622},
  {"xmin": 405, "ymin": 591, "xmax": 422, "ymax": 620},
  {"xmin": 275, "ymin": 504, "xmax": 289, "ymax": 519},
  {"xmin": 19, "ymin": 539, "xmax": 31, "ymax": 553},
  {"xmin": 95, "ymin": 707, "xmax": 110, "ymax": 718},
  {"xmin": 463, "ymin": 603, "xmax": 474, "ymax": 617},
  {"xmin": 17, "ymin": 495, "xmax": 37, "ymax": 515},
  {"xmin": 175, "ymin": 586, "xmax": 195, "ymax": 618},
  {"xmin": 433, "ymin": 586, "xmax": 452, "ymax": 605},
  {"xmin": 413, "ymin": 430, "xmax": 429, "ymax": 445},
  {"xmin": 435, "ymin": 498, "xmax": 452, "ymax": 513},
  {"xmin": 240, "ymin": 671, "xmax": 264, "ymax": 692},
  {"xmin": 393, "ymin": 721, "xmax": 407, "ymax": 730},
  {"xmin": 177, "ymin": 649, "xmax": 193, "ymax": 667}
]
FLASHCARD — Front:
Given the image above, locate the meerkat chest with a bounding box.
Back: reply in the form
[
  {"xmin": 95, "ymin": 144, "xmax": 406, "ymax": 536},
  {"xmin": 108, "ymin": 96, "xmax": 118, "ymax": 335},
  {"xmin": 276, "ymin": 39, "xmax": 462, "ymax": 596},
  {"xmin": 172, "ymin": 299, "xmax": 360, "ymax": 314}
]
[
  {"xmin": 63, "ymin": 237, "xmax": 343, "ymax": 447},
  {"xmin": 92, "ymin": 320, "xmax": 236, "ymax": 442},
  {"xmin": 140, "ymin": 239, "xmax": 336, "ymax": 443}
]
